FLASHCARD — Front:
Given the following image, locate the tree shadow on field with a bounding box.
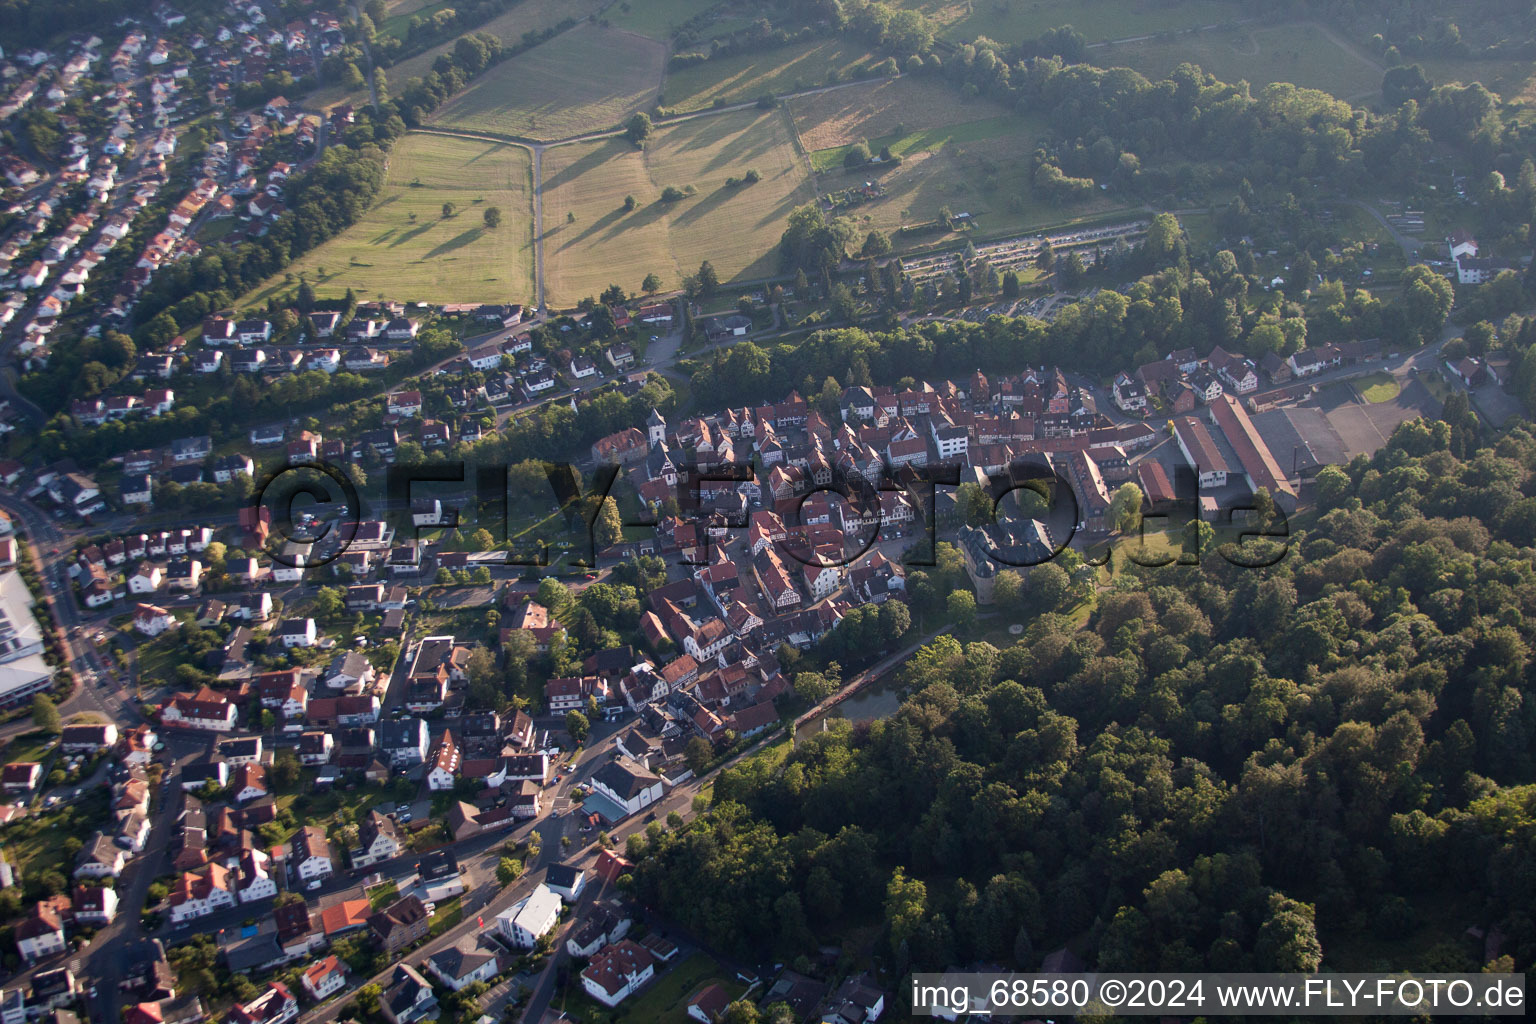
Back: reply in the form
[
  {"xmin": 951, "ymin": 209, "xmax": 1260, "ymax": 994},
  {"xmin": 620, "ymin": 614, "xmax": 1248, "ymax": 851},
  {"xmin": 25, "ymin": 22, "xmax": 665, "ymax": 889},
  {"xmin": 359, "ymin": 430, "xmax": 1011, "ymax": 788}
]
[
  {"xmin": 671, "ymin": 183, "xmax": 739, "ymax": 228},
  {"xmin": 595, "ymin": 199, "xmax": 671, "ymax": 244},
  {"xmin": 672, "ymin": 112, "xmax": 745, "ymax": 156},
  {"xmin": 541, "ymin": 140, "xmax": 628, "ymax": 193},
  {"xmin": 423, "ymin": 227, "xmax": 485, "ymax": 259},
  {"xmin": 564, "ymin": 204, "xmax": 629, "ymax": 246},
  {"xmin": 388, "ymin": 220, "xmax": 436, "ymax": 248},
  {"xmin": 754, "ymin": 185, "xmax": 820, "ymax": 229}
]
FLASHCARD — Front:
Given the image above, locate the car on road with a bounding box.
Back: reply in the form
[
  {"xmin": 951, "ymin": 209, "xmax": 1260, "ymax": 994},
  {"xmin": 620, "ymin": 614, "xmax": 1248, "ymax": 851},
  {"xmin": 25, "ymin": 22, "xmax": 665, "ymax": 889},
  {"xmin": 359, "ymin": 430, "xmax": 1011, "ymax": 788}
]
[{"xmin": 306, "ymin": 878, "xmax": 322, "ymax": 891}]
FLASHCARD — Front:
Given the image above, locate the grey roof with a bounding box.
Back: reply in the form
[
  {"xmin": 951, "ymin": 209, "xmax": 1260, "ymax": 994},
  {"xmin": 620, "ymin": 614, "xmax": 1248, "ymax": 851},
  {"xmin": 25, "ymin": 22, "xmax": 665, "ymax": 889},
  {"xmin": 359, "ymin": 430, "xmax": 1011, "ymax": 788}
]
[
  {"xmin": 379, "ymin": 718, "xmax": 426, "ymax": 749},
  {"xmin": 326, "ymin": 650, "xmax": 371, "ymax": 679},
  {"xmin": 544, "ymin": 862, "xmax": 583, "ymax": 890},
  {"xmin": 428, "ymin": 945, "xmax": 495, "ymax": 980},
  {"xmin": 591, "ymin": 758, "xmax": 661, "ymax": 800}
]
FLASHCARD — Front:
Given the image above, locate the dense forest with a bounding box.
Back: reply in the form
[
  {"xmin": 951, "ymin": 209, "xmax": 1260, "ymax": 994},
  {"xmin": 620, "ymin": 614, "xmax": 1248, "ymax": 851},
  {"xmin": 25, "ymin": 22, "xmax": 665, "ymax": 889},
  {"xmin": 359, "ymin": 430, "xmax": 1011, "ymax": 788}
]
[{"xmin": 626, "ymin": 410, "xmax": 1536, "ymax": 1004}]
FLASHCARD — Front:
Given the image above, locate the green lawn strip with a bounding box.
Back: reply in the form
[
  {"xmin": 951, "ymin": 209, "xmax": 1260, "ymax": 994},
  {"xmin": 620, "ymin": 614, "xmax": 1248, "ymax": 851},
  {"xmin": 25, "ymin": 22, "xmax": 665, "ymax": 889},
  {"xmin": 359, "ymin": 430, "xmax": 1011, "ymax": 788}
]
[
  {"xmin": 428, "ymin": 894, "xmax": 463, "ymax": 936},
  {"xmin": 369, "ymin": 881, "xmax": 401, "ymax": 910},
  {"xmin": 1355, "ymin": 372, "xmax": 1402, "ymax": 403}
]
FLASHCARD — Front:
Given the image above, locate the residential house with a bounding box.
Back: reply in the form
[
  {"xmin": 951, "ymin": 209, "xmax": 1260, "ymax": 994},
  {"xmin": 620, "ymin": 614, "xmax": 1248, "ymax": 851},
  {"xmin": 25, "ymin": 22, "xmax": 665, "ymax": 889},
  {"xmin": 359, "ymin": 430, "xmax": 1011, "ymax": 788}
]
[
  {"xmin": 426, "ymin": 946, "xmax": 497, "ymax": 992},
  {"xmin": 290, "ymin": 827, "xmax": 334, "ymax": 883},
  {"xmin": 581, "ymin": 940, "xmax": 656, "ymax": 1008},
  {"xmin": 496, "ymin": 885, "xmax": 562, "ymax": 949},
  {"xmin": 74, "ymin": 833, "xmax": 127, "ymax": 878},
  {"xmin": 379, "ymin": 965, "xmax": 436, "ymax": 1024},
  {"xmin": 369, "ymin": 895, "xmax": 430, "ymax": 953},
  {"xmin": 351, "ymin": 811, "xmax": 401, "ymax": 869},
  {"xmin": 590, "ymin": 758, "xmax": 664, "ymax": 819},
  {"xmin": 15, "ymin": 902, "xmax": 67, "ymax": 963},
  {"xmin": 301, "ymin": 956, "xmax": 346, "ymax": 1002}
]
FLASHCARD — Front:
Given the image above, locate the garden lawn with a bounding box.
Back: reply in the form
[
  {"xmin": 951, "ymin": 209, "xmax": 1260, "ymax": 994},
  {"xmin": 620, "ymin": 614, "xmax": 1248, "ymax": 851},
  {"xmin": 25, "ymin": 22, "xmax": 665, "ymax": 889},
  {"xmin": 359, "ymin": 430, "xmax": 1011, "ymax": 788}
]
[
  {"xmin": 244, "ymin": 132, "xmax": 535, "ymax": 306},
  {"xmin": 428, "ymin": 895, "xmax": 463, "ymax": 936},
  {"xmin": 1356, "ymin": 372, "xmax": 1402, "ymax": 404},
  {"xmin": 557, "ymin": 952, "xmax": 740, "ymax": 1024},
  {"xmin": 426, "ymin": 24, "xmax": 664, "ymax": 141},
  {"xmin": 614, "ymin": 952, "xmax": 743, "ymax": 1021},
  {"xmin": 540, "ymin": 106, "xmax": 815, "ymax": 304},
  {"xmin": 369, "ymin": 881, "xmax": 401, "ymax": 910}
]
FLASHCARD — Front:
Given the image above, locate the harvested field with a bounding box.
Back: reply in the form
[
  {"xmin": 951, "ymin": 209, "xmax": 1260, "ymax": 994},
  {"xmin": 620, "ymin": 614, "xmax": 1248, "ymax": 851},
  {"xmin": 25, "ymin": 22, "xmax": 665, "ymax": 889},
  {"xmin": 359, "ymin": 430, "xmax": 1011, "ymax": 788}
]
[
  {"xmin": 381, "ymin": 0, "xmax": 609, "ymax": 92},
  {"xmin": 661, "ymin": 38, "xmax": 879, "ymax": 112},
  {"xmin": 244, "ymin": 132, "xmax": 535, "ymax": 306},
  {"xmin": 788, "ymin": 76, "xmax": 1010, "ymax": 152},
  {"xmin": 541, "ymin": 107, "xmax": 815, "ymax": 305},
  {"xmin": 427, "ymin": 24, "xmax": 665, "ymax": 141}
]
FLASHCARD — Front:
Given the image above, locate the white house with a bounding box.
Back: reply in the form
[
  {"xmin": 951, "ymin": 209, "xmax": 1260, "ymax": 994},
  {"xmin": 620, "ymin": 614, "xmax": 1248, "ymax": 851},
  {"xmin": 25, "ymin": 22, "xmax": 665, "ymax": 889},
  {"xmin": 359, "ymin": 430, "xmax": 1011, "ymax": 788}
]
[
  {"xmin": 590, "ymin": 757, "xmax": 665, "ymax": 819},
  {"xmin": 350, "ymin": 811, "xmax": 401, "ymax": 869},
  {"xmin": 426, "ymin": 947, "xmax": 498, "ymax": 992},
  {"xmin": 290, "ymin": 827, "xmax": 334, "ymax": 883},
  {"xmin": 543, "ymin": 862, "xmax": 586, "ymax": 903},
  {"xmin": 302, "ymin": 956, "xmax": 347, "ymax": 1002},
  {"xmin": 15, "ymin": 904, "xmax": 67, "ymax": 963},
  {"xmin": 1112, "ymin": 373, "xmax": 1147, "ymax": 413},
  {"xmin": 496, "ymin": 884, "xmax": 562, "ymax": 949},
  {"xmin": 238, "ymin": 850, "xmax": 278, "ymax": 903},
  {"xmin": 121, "ymin": 474, "xmax": 153, "ymax": 505},
  {"xmin": 581, "ymin": 940, "xmax": 656, "ymax": 1007},
  {"xmin": 72, "ymin": 884, "xmax": 119, "ymax": 926},
  {"xmin": 230, "ymin": 983, "xmax": 298, "ymax": 1024},
  {"xmin": 74, "ymin": 834, "xmax": 127, "ymax": 879},
  {"xmin": 132, "ymin": 603, "xmax": 176, "ymax": 637},
  {"xmin": 128, "ymin": 563, "xmax": 162, "ymax": 593},
  {"xmin": 278, "ymin": 618, "xmax": 317, "ymax": 647},
  {"xmin": 160, "ymin": 688, "xmax": 238, "ymax": 732},
  {"xmin": 386, "ymin": 390, "xmax": 422, "ymax": 417},
  {"xmin": 167, "ymin": 864, "xmax": 237, "ymax": 923}
]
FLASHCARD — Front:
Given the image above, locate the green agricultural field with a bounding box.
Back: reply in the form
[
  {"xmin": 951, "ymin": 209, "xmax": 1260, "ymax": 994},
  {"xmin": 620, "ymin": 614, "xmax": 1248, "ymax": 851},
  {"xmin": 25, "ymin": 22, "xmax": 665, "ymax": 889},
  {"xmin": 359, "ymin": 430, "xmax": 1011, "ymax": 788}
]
[
  {"xmin": 378, "ymin": 0, "xmax": 456, "ymax": 42},
  {"xmin": 789, "ymin": 75, "xmax": 1011, "ymax": 152},
  {"xmin": 427, "ymin": 23, "xmax": 665, "ymax": 141},
  {"xmin": 808, "ymin": 111, "xmax": 1133, "ymax": 243},
  {"xmin": 1094, "ymin": 21, "xmax": 1384, "ymax": 100},
  {"xmin": 660, "ymin": 38, "xmax": 880, "ymax": 112},
  {"xmin": 809, "ymin": 115, "xmax": 1015, "ymax": 172},
  {"xmin": 1411, "ymin": 55, "xmax": 1536, "ymax": 104},
  {"xmin": 380, "ymin": 0, "xmax": 609, "ymax": 93},
  {"xmin": 606, "ymin": 0, "xmax": 721, "ymax": 39},
  {"xmin": 903, "ymin": 0, "xmax": 1240, "ymax": 44},
  {"xmin": 540, "ymin": 107, "xmax": 815, "ymax": 305},
  {"xmin": 245, "ymin": 132, "xmax": 535, "ymax": 306}
]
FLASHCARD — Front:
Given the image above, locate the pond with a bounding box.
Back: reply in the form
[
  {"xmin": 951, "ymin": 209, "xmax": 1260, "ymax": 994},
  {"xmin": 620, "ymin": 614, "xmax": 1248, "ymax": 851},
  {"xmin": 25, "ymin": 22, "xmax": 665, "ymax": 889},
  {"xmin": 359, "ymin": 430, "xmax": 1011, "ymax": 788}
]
[{"xmin": 794, "ymin": 675, "xmax": 905, "ymax": 742}]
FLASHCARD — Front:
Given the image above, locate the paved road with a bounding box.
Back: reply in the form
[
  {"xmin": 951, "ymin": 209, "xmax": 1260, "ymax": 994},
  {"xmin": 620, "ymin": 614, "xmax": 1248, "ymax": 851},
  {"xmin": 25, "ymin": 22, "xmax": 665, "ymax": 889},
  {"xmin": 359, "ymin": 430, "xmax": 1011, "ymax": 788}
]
[{"xmin": 0, "ymin": 495, "xmax": 142, "ymax": 745}]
